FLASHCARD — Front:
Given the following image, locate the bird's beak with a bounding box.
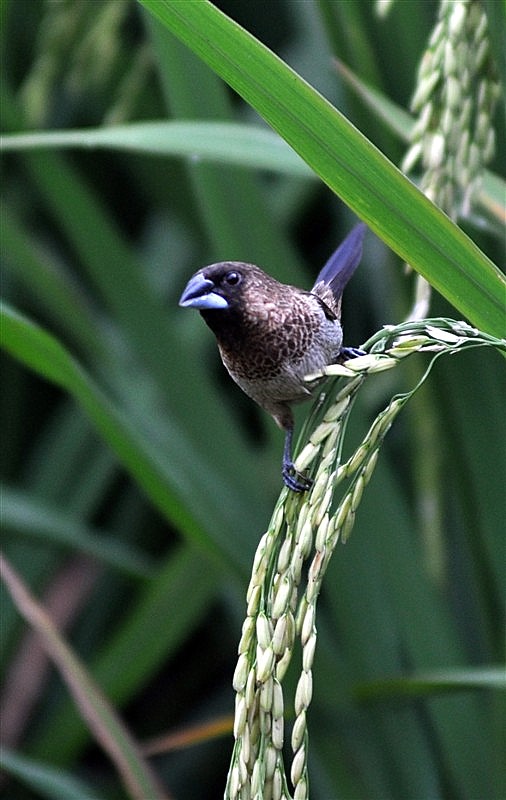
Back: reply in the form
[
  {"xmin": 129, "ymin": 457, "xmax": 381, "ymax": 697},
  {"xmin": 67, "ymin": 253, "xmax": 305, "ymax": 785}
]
[{"xmin": 179, "ymin": 274, "xmax": 229, "ymax": 310}]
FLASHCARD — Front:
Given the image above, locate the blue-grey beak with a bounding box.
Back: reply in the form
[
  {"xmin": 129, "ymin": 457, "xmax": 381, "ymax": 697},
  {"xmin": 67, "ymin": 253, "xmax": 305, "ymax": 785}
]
[{"xmin": 179, "ymin": 273, "xmax": 229, "ymax": 310}]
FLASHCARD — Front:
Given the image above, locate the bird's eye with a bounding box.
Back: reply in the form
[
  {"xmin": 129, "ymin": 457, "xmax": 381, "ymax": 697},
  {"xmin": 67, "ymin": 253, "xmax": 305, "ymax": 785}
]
[{"xmin": 224, "ymin": 271, "xmax": 241, "ymax": 286}]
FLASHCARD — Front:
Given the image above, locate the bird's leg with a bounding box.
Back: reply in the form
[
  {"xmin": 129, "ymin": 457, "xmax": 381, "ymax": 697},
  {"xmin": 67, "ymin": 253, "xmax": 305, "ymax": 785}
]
[{"xmin": 282, "ymin": 425, "xmax": 313, "ymax": 493}]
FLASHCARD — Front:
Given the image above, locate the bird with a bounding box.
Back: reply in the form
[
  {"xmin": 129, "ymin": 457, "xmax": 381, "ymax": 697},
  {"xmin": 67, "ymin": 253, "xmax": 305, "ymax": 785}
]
[{"xmin": 179, "ymin": 223, "xmax": 366, "ymax": 492}]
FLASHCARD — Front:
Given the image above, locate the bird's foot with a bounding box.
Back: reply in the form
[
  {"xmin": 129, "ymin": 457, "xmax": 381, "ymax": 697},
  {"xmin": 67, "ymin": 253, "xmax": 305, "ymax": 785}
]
[
  {"xmin": 339, "ymin": 346, "xmax": 366, "ymax": 361},
  {"xmin": 282, "ymin": 461, "xmax": 313, "ymax": 493}
]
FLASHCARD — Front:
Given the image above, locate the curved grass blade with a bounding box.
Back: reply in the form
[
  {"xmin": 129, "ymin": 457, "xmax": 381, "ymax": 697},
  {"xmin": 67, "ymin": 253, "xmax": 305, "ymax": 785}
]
[
  {"xmin": 0, "ymin": 747, "xmax": 104, "ymax": 800},
  {"xmin": 0, "ymin": 303, "xmax": 240, "ymax": 572},
  {"xmin": 2, "ymin": 486, "xmax": 155, "ymax": 579},
  {"xmin": 0, "ymin": 554, "xmax": 169, "ymax": 800},
  {"xmin": 1, "ymin": 121, "xmax": 313, "ymax": 178},
  {"xmin": 355, "ymin": 666, "xmax": 506, "ymax": 701}
]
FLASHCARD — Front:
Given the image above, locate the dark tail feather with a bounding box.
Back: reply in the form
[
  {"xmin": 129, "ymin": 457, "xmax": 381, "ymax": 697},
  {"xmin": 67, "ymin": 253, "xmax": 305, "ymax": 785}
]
[{"xmin": 313, "ymin": 223, "xmax": 366, "ymax": 301}]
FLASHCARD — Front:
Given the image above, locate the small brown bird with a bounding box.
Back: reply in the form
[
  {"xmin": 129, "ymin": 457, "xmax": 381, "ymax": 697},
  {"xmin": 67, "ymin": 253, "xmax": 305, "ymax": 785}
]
[{"xmin": 179, "ymin": 223, "xmax": 366, "ymax": 492}]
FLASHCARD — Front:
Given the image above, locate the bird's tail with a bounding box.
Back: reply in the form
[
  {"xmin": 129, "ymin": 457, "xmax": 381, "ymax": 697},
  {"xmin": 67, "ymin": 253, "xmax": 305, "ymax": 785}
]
[{"xmin": 312, "ymin": 223, "xmax": 366, "ymax": 303}]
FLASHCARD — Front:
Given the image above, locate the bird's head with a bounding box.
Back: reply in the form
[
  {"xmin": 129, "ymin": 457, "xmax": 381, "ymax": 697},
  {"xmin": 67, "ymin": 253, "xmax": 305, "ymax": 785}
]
[{"xmin": 179, "ymin": 262, "xmax": 267, "ymax": 313}]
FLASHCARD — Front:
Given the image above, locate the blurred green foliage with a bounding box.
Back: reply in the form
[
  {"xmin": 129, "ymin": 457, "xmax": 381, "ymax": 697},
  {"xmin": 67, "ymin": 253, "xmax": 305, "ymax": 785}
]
[{"xmin": 1, "ymin": 1, "xmax": 504, "ymax": 799}]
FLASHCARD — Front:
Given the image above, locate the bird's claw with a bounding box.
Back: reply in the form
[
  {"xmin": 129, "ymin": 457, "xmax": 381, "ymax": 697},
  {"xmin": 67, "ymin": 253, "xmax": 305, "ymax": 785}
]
[
  {"xmin": 282, "ymin": 462, "xmax": 313, "ymax": 493},
  {"xmin": 339, "ymin": 346, "xmax": 366, "ymax": 361}
]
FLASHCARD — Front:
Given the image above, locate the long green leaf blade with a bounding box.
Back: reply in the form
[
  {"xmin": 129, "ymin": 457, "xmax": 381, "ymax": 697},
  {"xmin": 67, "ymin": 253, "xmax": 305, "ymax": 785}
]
[{"xmin": 139, "ymin": 0, "xmax": 505, "ymax": 337}]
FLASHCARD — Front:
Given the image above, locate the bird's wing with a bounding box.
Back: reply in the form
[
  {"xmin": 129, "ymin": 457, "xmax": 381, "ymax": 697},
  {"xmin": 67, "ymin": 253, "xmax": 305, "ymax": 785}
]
[{"xmin": 311, "ymin": 223, "xmax": 366, "ymax": 312}]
